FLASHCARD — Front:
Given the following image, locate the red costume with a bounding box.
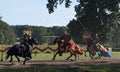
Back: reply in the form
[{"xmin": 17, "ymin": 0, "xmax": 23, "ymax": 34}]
[{"xmin": 63, "ymin": 34, "xmax": 71, "ymax": 43}]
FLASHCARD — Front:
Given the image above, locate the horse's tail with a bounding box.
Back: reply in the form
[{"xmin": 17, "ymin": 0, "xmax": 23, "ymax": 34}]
[
  {"xmin": 6, "ymin": 47, "xmax": 12, "ymax": 60},
  {"xmin": 6, "ymin": 47, "xmax": 12, "ymax": 55},
  {"xmin": 6, "ymin": 45, "xmax": 17, "ymax": 55}
]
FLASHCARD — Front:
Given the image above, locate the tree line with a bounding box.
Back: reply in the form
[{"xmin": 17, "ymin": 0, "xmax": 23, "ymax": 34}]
[
  {"xmin": 11, "ymin": 25, "xmax": 67, "ymax": 45},
  {"xmin": 0, "ymin": 19, "xmax": 67, "ymax": 45},
  {"xmin": 0, "ymin": 18, "xmax": 120, "ymax": 47}
]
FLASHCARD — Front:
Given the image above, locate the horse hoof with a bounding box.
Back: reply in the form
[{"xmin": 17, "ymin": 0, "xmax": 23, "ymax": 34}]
[
  {"xmin": 66, "ymin": 59, "xmax": 69, "ymax": 60},
  {"xmin": 9, "ymin": 60, "xmax": 12, "ymax": 62},
  {"xmin": 70, "ymin": 59, "xmax": 74, "ymax": 61},
  {"xmin": 84, "ymin": 55, "xmax": 87, "ymax": 57},
  {"xmin": 23, "ymin": 63, "xmax": 25, "ymax": 65},
  {"xmin": 23, "ymin": 61, "xmax": 26, "ymax": 65},
  {"xmin": 52, "ymin": 58, "xmax": 55, "ymax": 60}
]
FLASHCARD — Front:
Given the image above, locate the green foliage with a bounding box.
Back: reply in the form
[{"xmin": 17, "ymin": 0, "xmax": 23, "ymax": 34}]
[
  {"xmin": 0, "ymin": 20, "xmax": 16, "ymax": 44},
  {"xmin": 68, "ymin": 0, "xmax": 120, "ymax": 44},
  {"xmin": 46, "ymin": 0, "xmax": 120, "ymax": 45},
  {"xmin": 48, "ymin": 26, "xmax": 66, "ymax": 36},
  {"xmin": 32, "ymin": 26, "xmax": 48, "ymax": 44},
  {"xmin": 46, "ymin": 0, "xmax": 73, "ymax": 14}
]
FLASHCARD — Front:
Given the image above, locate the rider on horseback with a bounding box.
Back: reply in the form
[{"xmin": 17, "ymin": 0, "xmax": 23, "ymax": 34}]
[
  {"xmin": 87, "ymin": 33, "xmax": 99, "ymax": 51},
  {"xmin": 20, "ymin": 32, "xmax": 32, "ymax": 59},
  {"xmin": 61, "ymin": 31, "xmax": 71, "ymax": 52}
]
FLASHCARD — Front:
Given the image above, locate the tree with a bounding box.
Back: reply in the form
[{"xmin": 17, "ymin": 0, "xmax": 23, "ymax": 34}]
[
  {"xmin": 0, "ymin": 20, "xmax": 16, "ymax": 44},
  {"xmin": 46, "ymin": 0, "xmax": 120, "ymax": 44},
  {"xmin": 108, "ymin": 12, "xmax": 120, "ymax": 47},
  {"xmin": 46, "ymin": 0, "xmax": 73, "ymax": 14}
]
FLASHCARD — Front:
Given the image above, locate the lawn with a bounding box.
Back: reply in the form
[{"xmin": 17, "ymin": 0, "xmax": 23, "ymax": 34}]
[
  {"xmin": 31, "ymin": 52, "xmax": 120, "ymax": 60},
  {"xmin": 0, "ymin": 52, "xmax": 120, "ymax": 72},
  {"xmin": 1, "ymin": 52, "xmax": 120, "ymax": 60}
]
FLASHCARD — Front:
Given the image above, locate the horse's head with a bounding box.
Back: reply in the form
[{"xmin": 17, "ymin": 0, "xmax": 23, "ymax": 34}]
[
  {"xmin": 53, "ymin": 37, "xmax": 62, "ymax": 45},
  {"xmin": 28, "ymin": 38, "xmax": 38, "ymax": 46}
]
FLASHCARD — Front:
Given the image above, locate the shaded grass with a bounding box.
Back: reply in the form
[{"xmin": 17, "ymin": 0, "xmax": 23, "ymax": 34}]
[
  {"xmin": 83, "ymin": 66, "xmax": 120, "ymax": 72},
  {"xmin": 0, "ymin": 66, "xmax": 120, "ymax": 72},
  {"xmin": 0, "ymin": 67, "xmax": 80, "ymax": 72}
]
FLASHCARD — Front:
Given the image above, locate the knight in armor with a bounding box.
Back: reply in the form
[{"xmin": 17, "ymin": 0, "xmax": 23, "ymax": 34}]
[
  {"xmin": 61, "ymin": 31, "xmax": 71, "ymax": 52},
  {"xmin": 20, "ymin": 32, "xmax": 32, "ymax": 59},
  {"xmin": 91, "ymin": 33, "xmax": 99, "ymax": 44},
  {"xmin": 87, "ymin": 33, "xmax": 99, "ymax": 51}
]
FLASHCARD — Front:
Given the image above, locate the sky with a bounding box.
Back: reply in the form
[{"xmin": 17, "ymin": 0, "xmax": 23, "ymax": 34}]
[{"xmin": 0, "ymin": 0, "xmax": 78, "ymax": 27}]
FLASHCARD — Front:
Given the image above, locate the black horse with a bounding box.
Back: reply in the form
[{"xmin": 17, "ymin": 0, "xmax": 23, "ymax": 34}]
[{"xmin": 6, "ymin": 38, "xmax": 38, "ymax": 65}]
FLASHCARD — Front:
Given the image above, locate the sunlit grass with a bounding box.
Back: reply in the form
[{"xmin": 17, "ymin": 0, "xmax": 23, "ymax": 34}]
[
  {"xmin": 31, "ymin": 51, "xmax": 120, "ymax": 60},
  {"xmin": 1, "ymin": 52, "xmax": 120, "ymax": 61}
]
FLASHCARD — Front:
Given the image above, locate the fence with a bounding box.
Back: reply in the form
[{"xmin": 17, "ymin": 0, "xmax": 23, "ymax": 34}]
[
  {"xmin": 0, "ymin": 45, "xmax": 58, "ymax": 54},
  {"xmin": 0, "ymin": 45, "xmax": 120, "ymax": 54}
]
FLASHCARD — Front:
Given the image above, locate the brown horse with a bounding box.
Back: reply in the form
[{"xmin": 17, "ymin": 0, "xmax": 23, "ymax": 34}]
[
  {"xmin": 84, "ymin": 44, "xmax": 98, "ymax": 59},
  {"xmin": 52, "ymin": 37, "xmax": 84, "ymax": 60},
  {"xmin": 85, "ymin": 43, "xmax": 112, "ymax": 59}
]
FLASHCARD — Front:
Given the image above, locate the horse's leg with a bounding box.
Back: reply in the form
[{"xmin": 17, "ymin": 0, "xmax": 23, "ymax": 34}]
[
  {"xmin": 9, "ymin": 55, "xmax": 13, "ymax": 62},
  {"xmin": 6, "ymin": 54, "xmax": 10, "ymax": 61},
  {"xmin": 23, "ymin": 56, "xmax": 30, "ymax": 65},
  {"xmin": 66, "ymin": 54, "xmax": 72, "ymax": 60},
  {"xmin": 96, "ymin": 55, "xmax": 101, "ymax": 59},
  {"xmin": 52, "ymin": 51, "xmax": 59, "ymax": 60},
  {"xmin": 15, "ymin": 55, "xmax": 20, "ymax": 62},
  {"xmin": 23, "ymin": 58, "xmax": 26, "ymax": 65},
  {"xmin": 89, "ymin": 51, "xmax": 93, "ymax": 59},
  {"xmin": 74, "ymin": 54, "xmax": 77, "ymax": 60},
  {"xmin": 23, "ymin": 54, "xmax": 28, "ymax": 65},
  {"xmin": 23, "ymin": 52, "xmax": 31, "ymax": 65}
]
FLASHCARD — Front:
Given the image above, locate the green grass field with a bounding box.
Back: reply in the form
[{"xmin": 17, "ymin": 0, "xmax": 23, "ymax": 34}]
[
  {"xmin": 1, "ymin": 52, "xmax": 120, "ymax": 60},
  {"xmin": 0, "ymin": 52, "xmax": 120, "ymax": 72},
  {"xmin": 31, "ymin": 52, "xmax": 120, "ymax": 60}
]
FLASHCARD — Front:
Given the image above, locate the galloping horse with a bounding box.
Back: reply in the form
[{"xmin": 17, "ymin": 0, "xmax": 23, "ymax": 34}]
[
  {"xmin": 84, "ymin": 44, "xmax": 98, "ymax": 59},
  {"xmin": 52, "ymin": 37, "xmax": 84, "ymax": 60},
  {"xmin": 84, "ymin": 37, "xmax": 99, "ymax": 59},
  {"xmin": 6, "ymin": 38, "xmax": 38, "ymax": 65},
  {"xmin": 85, "ymin": 42, "xmax": 112, "ymax": 59}
]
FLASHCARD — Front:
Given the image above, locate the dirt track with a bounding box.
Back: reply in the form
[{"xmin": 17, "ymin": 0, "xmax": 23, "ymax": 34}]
[{"xmin": 0, "ymin": 59, "xmax": 120, "ymax": 69}]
